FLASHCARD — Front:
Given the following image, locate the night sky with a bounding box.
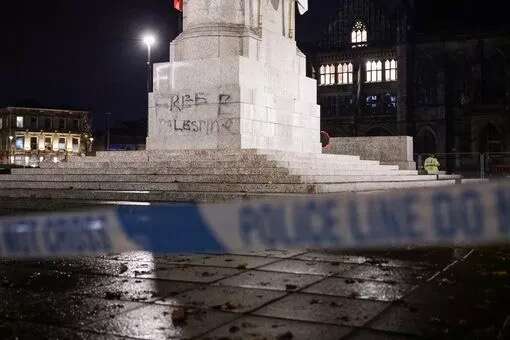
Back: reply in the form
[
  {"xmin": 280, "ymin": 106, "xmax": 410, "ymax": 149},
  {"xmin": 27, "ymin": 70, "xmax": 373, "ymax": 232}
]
[{"xmin": 1, "ymin": 0, "xmax": 507, "ymax": 131}]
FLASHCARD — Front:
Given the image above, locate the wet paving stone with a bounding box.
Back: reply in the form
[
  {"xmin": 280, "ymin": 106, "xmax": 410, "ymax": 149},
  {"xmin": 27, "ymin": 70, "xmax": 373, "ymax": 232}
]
[
  {"xmin": 0, "ymin": 320, "xmax": 131, "ymax": 339},
  {"xmin": 0, "ymin": 266, "xmax": 110, "ymax": 296},
  {"xmin": 367, "ymin": 304, "xmax": 443, "ymax": 337},
  {"xmin": 340, "ymin": 265, "xmax": 432, "ymax": 284},
  {"xmin": 259, "ymin": 259, "xmax": 353, "ymax": 276},
  {"xmin": 223, "ymin": 249, "xmax": 307, "ymax": 258},
  {"xmin": 303, "ymin": 277, "xmax": 415, "ymax": 302},
  {"xmin": 156, "ymin": 285, "xmax": 285, "ymax": 313},
  {"xmin": 252, "ymin": 293, "xmax": 389, "ymax": 327},
  {"xmin": 201, "ymin": 315, "xmax": 353, "ymax": 340},
  {"xmin": 84, "ymin": 277, "xmax": 202, "ymax": 302},
  {"xmin": 181, "ymin": 254, "xmax": 277, "ymax": 269},
  {"xmin": 345, "ymin": 329, "xmax": 417, "ymax": 340},
  {"xmin": 216, "ymin": 270, "xmax": 323, "ymax": 291},
  {"xmin": 85, "ymin": 304, "xmax": 238, "ymax": 339},
  {"xmin": 146, "ymin": 265, "xmax": 241, "ymax": 283},
  {"xmin": 296, "ymin": 252, "xmax": 369, "ymax": 264},
  {"xmin": 0, "ymin": 294, "xmax": 145, "ymax": 327}
]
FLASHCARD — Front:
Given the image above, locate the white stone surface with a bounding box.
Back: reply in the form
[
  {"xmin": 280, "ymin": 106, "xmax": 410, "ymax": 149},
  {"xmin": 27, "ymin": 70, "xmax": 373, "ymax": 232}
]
[{"xmin": 147, "ymin": 0, "xmax": 321, "ymax": 153}]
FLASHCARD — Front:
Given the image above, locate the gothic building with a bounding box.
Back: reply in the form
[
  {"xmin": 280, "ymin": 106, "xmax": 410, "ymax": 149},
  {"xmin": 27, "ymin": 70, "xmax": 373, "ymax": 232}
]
[{"xmin": 306, "ymin": 0, "xmax": 510, "ymax": 157}]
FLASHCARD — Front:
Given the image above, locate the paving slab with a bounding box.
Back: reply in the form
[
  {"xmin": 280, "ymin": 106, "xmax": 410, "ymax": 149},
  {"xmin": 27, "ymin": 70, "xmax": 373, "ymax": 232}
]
[
  {"xmin": 201, "ymin": 315, "xmax": 353, "ymax": 340},
  {"xmin": 258, "ymin": 259, "xmax": 354, "ymax": 276},
  {"xmin": 156, "ymin": 285, "xmax": 285, "ymax": 313},
  {"xmin": 0, "ymin": 320, "xmax": 131, "ymax": 340},
  {"xmin": 0, "ymin": 293, "xmax": 144, "ymax": 328},
  {"xmin": 216, "ymin": 270, "xmax": 323, "ymax": 291},
  {"xmin": 83, "ymin": 277, "xmax": 202, "ymax": 303},
  {"xmin": 340, "ymin": 265, "xmax": 432, "ymax": 284},
  {"xmin": 345, "ymin": 329, "xmax": 417, "ymax": 340},
  {"xmin": 85, "ymin": 304, "xmax": 237, "ymax": 340},
  {"xmin": 295, "ymin": 252, "xmax": 370, "ymax": 264},
  {"xmin": 252, "ymin": 293, "xmax": 389, "ymax": 327},
  {"xmin": 0, "ymin": 266, "xmax": 111, "ymax": 296},
  {"xmin": 303, "ymin": 277, "xmax": 414, "ymax": 302},
  {"xmin": 221, "ymin": 249, "xmax": 307, "ymax": 258},
  {"xmin": 179, "ymin": 254, "xmax": 278, "ymax": 269},
  {"xmin": 129, "ymin": 264, "xmax": 242, "ymax": 283}
]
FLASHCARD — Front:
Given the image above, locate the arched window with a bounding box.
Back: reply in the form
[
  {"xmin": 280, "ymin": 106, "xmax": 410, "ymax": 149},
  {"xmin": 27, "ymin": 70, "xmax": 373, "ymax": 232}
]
[
  {"xmin": 337, "ymin": 62, "xmax": 353, "ymax": 85},
  {"xmin": 319, "ymin": 65, "xmax": 326, "ymax": 85},
  {"xmin": 366, "ymin": 60, "xmax": 382, "ymax": 83},
  {"xmin": 352, "ymin": 21, "xmax": 367, "ymax": 46},
  {"xmin": 385, "ymin": 59, "xmax": 398, "ymax": 81},
  {"xmin": 320, "ymin": 64, "xmax": 336, "ymax": 86}
]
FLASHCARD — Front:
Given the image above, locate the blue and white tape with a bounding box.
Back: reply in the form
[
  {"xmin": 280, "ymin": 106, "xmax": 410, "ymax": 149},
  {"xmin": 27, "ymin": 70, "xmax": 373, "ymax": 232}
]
[{"xmin": 0, "ymin": 182, "xmax": 509, "ymax": 257}]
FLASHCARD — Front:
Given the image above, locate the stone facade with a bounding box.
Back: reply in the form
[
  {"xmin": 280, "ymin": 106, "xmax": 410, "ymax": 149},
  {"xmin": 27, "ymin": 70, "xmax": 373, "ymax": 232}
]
[
  {"xmin": 147, "ymin": 0, "xmax": 321, "ymax": 153},
  {"xmin": 306, "ymin": 0, "xmax": 510, "ymax": 157}
]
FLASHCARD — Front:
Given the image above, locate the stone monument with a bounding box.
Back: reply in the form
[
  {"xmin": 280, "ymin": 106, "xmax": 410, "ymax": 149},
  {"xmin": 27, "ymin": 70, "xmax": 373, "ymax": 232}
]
[
  {"xmin": 0, "ymin": 0, "xmax": 457, "ymax": 204},
  {"xmin": 147, "ymin": 0, "xmax": 321, "ymax": 153}
]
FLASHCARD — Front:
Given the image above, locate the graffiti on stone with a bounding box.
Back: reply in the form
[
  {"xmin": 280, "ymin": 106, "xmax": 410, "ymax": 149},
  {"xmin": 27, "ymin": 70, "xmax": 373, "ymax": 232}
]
[
  {"xmin": 167, "ymin": 92, "xmax": 208, "ymax": 111},
  {"xmin": 160, "ymin": 93, "xmax": 232, "ymax": 112},
  {"xmin": 159, "ymin": 118, "xmax": 236, "ymax": 135}
]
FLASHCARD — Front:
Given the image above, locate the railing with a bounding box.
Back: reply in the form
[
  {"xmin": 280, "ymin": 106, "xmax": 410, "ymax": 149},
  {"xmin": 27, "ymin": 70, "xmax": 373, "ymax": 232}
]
[{"xmin": 415, "ymin": 152, "xmax": 510, "ymax": 179}]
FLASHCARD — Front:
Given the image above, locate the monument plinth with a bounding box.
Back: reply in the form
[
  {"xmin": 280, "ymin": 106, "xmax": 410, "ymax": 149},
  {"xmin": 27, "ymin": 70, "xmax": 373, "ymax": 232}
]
[{"xmin": 147, "ymin": 0, "xmax": 321, "ymax": 153}]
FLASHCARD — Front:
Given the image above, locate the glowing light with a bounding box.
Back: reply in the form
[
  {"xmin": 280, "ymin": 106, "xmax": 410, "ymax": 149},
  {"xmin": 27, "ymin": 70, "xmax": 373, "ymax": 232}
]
[{"xmin": 142, "ymin": 34, "xmax": 156, "ymax": 47}]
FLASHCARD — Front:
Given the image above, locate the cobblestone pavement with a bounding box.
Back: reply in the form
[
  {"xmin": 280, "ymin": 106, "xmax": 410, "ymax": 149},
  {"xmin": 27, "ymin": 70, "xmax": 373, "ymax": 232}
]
[{"xmin": 0, "ymin": 248, "xmax": 509, "ymax": 339}]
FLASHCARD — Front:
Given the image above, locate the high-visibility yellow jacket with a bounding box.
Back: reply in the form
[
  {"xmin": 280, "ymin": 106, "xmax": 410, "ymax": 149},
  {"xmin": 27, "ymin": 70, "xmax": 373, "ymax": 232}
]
[{"xmin": 424, "ymin": 157, "xmax": 440, "ymax": 175}]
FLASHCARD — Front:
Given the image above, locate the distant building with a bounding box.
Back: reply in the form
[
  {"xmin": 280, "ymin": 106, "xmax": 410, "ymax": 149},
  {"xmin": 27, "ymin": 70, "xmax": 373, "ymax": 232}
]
[
  {"xmin": 306, "ymin": 0, "xmax": 510, "ymax": 159},
  {"xmin": 0, "ymin": 107, "xmax": 92, "ymax": 166}
]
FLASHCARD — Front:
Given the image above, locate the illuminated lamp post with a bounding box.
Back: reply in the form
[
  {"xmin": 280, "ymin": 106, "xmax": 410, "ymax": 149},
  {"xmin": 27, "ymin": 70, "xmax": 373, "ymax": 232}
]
[
  {"xmin": 8, "ymin": 136, "xmax": 13, "ymax": 165},
  {"xmin": 142, "ymin": 34, "xmax": 156, "ymax": 94}
]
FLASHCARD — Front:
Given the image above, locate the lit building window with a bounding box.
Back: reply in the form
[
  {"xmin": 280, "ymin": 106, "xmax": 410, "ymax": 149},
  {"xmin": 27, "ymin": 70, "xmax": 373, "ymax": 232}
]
[
  {"xmin": 0, "ymin": 118, "xmax": 3, "ymax": 129},
  {"xmin": 337, "ymin": 63, "xmax": 353, "ymax": 85},
  {"xmin": 16, "ymin": 116, "xmax": 24, "ymax": 128},
  {"xmin": 72, "ymin": 138, "xmax": 80, "ymax": 152},
  {"xmin": 385, "ymin": 59, "xmax": 398, "ymax": 81},
  {"xmin": 319, "ymin": 64, "xmax": 336, "ymax": 86},
  {"xmin": 366, "ymin": 60, "xmax": 383, "ymax": 83},
  {"xmin": 58, "ymin": 137, "xmax": 66, "ymax": 151},
  {"xmin": 44, "ymin": 137, "xmax": 52, "ymax": 151},
  {"xmin": 352, "ymin": 21, "xmax": 367, "ymax": 46},
  {"xmin": 15, "ymin": 136, "xmax": 24, "ymax": 150},
  {"xmin": 30, "ymin": 137, "xmax": 38, "ymax": 151}
]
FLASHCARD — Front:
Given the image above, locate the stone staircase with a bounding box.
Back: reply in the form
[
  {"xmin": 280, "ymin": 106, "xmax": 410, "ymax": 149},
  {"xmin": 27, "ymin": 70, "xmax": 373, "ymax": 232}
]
[{"xmin": 0, "ymin": 149, "xmax": 460, "ymax": 204}]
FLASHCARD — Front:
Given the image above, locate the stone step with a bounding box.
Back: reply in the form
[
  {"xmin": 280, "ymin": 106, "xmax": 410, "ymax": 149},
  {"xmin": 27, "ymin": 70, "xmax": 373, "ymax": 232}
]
[
  {"xmin": 0, "ymin": 189, "xmax": 299, "ymax": 203},
  {"xmin": 11, "ymin": 166, "xmax": 416, "ymax": 177},
  {"xmin": 288, "ymin": 168, "xmax": 415, "ymax": 176},
  {"xmin": 0, "ymin": 176, "xmax": 448, "ymax": 193},
  {"xmin": 0, "ymin": 174, "xmax": 302, "ymax": 184},
  {"xmin": 11, "ymin": 167, "xmax": 291, "ymax": 176},
  {"xmin": 0, "ymin": 174, "xmax": 437, "ymax": 184},
  {"xmin": 0, "ymin": 179, "xmax": 458, "ymax": 202},
  {"xmin": 315, "ymin": 179, "xmax": 457, "ymax": 193},
  {"xmin": 82, "ymin": 152, "xmax": 364, "ymax": 163},
  {"xmin": 43, "ymin": 160, "xmax": 398, "ymax": 172}
]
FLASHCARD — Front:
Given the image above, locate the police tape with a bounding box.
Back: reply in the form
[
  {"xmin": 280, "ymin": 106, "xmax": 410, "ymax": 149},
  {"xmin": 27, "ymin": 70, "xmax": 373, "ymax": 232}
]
[{"xmin": 0, "ymin": 181, "xmax": 509, "ymax": 258}]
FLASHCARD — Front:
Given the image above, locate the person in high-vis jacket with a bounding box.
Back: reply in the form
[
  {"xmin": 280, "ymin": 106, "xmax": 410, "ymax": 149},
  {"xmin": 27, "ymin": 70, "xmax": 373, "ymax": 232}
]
[{"xmin": 424, "ymin": 154, "xmax": 440, "ymax": 175}]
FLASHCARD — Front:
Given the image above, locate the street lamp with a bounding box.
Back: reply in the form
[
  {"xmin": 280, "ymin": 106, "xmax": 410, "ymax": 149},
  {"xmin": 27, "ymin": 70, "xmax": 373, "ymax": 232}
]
[
  {"xmin": 89, "ymin": 137, "xmax": 94, "ymax": 154},
  {"xmin": 142, "ymin": 34, "xmax": 156, "ymax": 93},
  {"xmin": 8, "ymin": 136, "xmax": 13, "ymax": 165},
  {"xmin": 105, "ymin": 112, "xmax": 112, "ymax": 151}
]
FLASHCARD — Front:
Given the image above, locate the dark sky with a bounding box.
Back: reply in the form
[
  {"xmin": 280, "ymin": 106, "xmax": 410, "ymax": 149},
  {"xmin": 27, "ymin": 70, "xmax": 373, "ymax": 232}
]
[{"xmin": 1, "ymin": 0, "xmax": 508, "ymax": 130}]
